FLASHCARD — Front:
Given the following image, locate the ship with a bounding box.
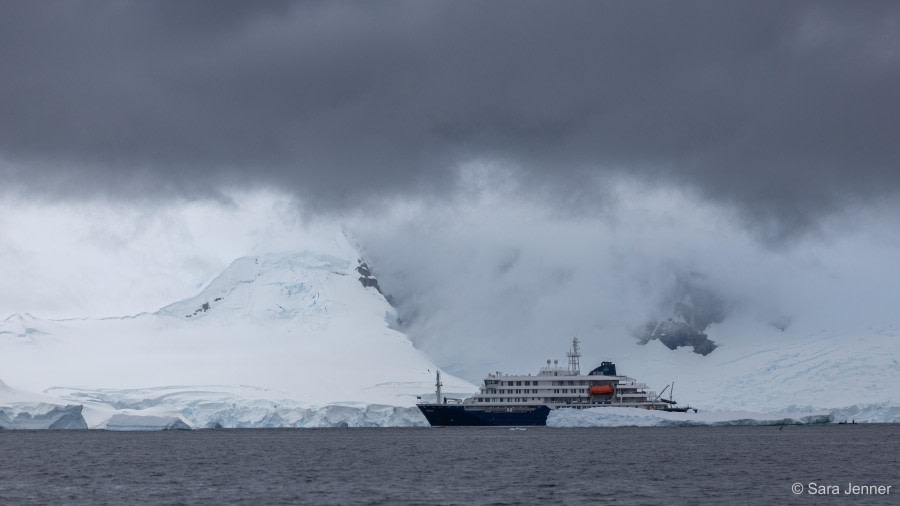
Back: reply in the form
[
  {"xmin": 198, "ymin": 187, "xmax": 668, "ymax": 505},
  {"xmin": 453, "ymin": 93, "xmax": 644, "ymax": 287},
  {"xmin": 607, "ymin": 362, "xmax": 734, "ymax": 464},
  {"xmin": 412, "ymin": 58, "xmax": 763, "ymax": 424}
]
[{"xmin": 417, "ymin": 337, "xmax": 694, "ymax": 426}]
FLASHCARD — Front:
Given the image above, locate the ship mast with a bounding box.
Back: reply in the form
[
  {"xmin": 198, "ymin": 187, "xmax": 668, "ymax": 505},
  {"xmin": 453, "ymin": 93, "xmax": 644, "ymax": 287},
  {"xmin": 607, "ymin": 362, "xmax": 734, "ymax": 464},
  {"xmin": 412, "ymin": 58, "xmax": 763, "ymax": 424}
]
[
  {"xmin": 566, "ymin": 336, "xmax": 581, "ymax": 374},
  {"xmin": 435, "ymin": 370, "xmax": 443, "ymax": 404}
]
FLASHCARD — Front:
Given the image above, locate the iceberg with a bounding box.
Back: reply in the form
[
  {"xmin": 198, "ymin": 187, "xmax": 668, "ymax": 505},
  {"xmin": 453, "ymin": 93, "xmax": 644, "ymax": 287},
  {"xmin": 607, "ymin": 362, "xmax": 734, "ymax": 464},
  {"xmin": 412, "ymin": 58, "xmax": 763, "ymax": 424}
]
[
  {"xmin": 0, "ymin": 404, "xmax": 88, "ymax": 430},
  {"xmin": 105, "ymin": 414, "xmax": 191, "ymax": 431},
  {"xmin": 0, "ymin": 378, "xmax": 89, "ymax": 429}
]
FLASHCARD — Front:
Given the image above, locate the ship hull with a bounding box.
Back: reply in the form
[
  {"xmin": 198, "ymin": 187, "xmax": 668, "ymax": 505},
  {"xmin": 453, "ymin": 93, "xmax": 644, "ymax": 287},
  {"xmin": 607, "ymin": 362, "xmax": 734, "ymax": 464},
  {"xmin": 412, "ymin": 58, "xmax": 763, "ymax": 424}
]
[{"xmin": 417, "ymin": 404, "xmax": 551, "ymax": 426}]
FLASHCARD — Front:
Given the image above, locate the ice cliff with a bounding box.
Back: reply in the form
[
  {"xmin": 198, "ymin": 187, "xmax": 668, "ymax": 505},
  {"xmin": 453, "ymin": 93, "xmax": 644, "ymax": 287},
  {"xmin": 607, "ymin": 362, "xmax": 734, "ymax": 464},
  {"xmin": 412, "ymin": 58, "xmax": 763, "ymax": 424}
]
[{"xmin": 0, "ymin": 379, "xmax": 88, "ymax": 429}]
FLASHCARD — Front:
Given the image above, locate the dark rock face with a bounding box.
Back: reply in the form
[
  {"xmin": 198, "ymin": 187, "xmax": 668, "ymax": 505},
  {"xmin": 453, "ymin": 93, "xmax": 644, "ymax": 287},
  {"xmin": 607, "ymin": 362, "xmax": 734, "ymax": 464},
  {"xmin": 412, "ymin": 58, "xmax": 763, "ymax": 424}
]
[
  {"xmin": 637, "ymin": 318, "xmax": 717, "ymax": 356},
  {"xmin": 357, "ymin": 260, "xmax": 382, "ymax": 294},
  {"xmin": 636, "ymin": 272, "xmax": 726, "ymax": 356},
  {"xmin": 186, "ymin": 301, "xmax": 213, "ymax": 318}
]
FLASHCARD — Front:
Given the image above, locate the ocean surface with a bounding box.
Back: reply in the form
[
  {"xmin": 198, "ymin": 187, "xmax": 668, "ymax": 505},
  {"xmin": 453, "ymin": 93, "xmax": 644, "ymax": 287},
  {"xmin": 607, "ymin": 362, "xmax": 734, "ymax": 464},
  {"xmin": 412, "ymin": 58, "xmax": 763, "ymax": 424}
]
[{"xmin": 1, "ymin": 425, "xmax": 897, "ymax": 505}]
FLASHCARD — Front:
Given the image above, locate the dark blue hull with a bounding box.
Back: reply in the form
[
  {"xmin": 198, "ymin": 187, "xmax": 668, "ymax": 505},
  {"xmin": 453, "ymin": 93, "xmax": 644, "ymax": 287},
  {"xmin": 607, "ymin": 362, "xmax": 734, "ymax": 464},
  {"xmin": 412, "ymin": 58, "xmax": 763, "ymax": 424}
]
[{"xmin": 417, "ymin": 404, "xmax": 551, "ymax": 426}]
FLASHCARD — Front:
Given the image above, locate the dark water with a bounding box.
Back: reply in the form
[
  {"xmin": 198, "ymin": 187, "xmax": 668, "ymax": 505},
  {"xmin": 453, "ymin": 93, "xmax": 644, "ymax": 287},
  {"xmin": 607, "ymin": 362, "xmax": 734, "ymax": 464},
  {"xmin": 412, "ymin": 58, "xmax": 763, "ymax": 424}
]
[{"xmin": 1, "ymin": 425, "xmax": 897, "ymax": 505}]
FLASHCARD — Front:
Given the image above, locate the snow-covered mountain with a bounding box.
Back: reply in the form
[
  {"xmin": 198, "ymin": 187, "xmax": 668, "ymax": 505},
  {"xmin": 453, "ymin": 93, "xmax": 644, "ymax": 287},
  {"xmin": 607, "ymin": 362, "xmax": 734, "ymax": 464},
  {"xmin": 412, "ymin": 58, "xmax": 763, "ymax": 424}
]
[{"xmin": 0, "ymin": 232, "xmax": 474, "ymax": 428}]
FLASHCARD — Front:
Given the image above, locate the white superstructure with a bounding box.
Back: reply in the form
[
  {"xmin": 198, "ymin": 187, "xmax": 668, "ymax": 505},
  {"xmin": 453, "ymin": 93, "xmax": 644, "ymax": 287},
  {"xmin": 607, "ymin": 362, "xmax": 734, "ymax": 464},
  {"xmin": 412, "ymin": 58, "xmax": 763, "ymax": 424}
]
[{"xmin": 457, "ymin": 337, "xmax": 679, "ymax": 411}]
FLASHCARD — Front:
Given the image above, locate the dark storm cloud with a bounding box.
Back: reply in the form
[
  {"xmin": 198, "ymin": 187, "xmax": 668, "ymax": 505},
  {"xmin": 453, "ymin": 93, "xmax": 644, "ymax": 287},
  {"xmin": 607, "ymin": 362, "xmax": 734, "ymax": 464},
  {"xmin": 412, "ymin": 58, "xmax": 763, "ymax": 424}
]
[{"xmin": 2, "ymin": 1, "xmax": 899, "ymax": 233}]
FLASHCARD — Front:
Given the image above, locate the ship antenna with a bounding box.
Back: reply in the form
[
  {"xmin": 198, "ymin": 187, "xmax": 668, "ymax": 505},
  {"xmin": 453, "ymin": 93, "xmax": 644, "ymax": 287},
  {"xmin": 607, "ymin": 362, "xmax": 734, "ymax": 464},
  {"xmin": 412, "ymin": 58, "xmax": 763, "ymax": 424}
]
[
  {"xmin": 566, "ymin": 336, "xmax": 581, "ymax": 374},
  {"xmin": 435, "ymin": 370, "xmax": 443, "ymax": 404}
]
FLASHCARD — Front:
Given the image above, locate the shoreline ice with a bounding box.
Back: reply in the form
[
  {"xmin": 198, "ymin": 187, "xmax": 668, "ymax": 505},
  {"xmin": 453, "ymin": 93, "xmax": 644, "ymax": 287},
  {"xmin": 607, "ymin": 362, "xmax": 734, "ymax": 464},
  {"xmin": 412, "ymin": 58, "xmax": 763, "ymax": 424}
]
[{"xmin": 547, "ymin": 407, "xmax": 833, "ymax": 428}]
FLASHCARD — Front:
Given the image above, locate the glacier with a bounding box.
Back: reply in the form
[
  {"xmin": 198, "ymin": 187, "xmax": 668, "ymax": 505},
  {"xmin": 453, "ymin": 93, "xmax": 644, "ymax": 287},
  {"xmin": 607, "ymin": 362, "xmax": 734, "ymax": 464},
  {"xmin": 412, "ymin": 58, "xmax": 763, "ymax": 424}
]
[{"xmin": 46, "ymin": 384, "xmax": 431, "ymax": 428}]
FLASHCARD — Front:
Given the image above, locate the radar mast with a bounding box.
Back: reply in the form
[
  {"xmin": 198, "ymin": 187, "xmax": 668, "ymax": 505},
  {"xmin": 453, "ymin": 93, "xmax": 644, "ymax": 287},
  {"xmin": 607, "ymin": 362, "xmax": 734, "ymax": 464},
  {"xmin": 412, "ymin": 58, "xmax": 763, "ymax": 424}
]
[
  {"xmin": 435, "ymin": 370, "xmax": 443, "ymax": 404},
  {"xmin": 566, "ymin": 336, "xmax": 581, "ymax": 374}
]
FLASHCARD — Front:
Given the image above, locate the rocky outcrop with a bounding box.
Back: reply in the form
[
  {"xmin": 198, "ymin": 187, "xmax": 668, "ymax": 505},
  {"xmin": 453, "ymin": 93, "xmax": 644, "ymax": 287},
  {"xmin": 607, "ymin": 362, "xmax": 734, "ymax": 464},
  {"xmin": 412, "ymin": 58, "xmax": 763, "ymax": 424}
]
[
  {"xmin": 636, "ymin": 318, "xmax": 717, "ymax": 355},
  {"xmin": 356, "ymin": 260, "xmax": 382, "ymax": 294},
  {"xmin": 637, "ymin": 271, "xmax": 726, "ymax": 355}
]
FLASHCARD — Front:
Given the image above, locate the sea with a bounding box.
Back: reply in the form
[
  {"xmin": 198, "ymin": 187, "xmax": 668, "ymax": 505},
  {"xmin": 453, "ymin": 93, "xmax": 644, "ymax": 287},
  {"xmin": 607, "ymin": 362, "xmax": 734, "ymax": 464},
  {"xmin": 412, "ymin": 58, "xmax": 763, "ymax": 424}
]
[{"xmin": 1, "ymin": 425, "xmax": 897, "ymax": 505}]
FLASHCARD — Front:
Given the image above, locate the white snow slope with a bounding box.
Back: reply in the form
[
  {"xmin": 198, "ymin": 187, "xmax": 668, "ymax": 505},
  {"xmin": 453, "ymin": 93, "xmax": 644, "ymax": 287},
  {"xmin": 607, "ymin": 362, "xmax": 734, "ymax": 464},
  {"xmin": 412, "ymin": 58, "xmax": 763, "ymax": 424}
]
[
  {"xmin": 0, "ymin": 232, "xmax": 474, "ymax": 428},
  {"xmin": 549, "ymin": 320, "xmax": 900, "ymax": 424}
]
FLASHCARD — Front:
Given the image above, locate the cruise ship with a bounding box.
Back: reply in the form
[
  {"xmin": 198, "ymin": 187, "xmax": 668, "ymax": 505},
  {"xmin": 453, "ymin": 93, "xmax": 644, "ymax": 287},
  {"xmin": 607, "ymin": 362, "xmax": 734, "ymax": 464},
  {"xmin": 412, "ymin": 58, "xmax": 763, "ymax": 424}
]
[{"xmin": 417, "ymin": 337, "xmax": 693, "ymax": 426}]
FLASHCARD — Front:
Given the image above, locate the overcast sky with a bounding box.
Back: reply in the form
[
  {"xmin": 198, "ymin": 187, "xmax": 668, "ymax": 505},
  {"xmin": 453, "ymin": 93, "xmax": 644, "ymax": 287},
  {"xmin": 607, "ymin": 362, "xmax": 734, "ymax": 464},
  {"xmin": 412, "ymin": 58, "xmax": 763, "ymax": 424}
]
[{"xmin": 2, "ymin": 1, "xmax": 899, "ymax": 377}]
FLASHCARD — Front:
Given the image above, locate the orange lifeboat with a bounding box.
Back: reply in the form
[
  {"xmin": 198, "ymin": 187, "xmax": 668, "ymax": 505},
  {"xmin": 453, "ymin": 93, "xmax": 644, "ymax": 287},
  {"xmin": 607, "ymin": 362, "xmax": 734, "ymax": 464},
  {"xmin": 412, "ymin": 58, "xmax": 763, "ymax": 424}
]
[{"xmin": 589, "ymin": 384, "xmax": 614, "ymax": 396}]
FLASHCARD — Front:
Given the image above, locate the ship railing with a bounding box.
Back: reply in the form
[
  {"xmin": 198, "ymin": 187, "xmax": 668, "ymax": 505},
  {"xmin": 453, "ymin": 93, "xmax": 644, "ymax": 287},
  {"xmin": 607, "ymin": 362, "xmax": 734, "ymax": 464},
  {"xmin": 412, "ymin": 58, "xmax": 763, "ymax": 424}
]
[
  {"xmin": 538, "ymin": 367, "xmax": 578, "ymax": 375},
  {"xmin": 616, "ymin": 381, "xmax": 648, "ymax": 389}
]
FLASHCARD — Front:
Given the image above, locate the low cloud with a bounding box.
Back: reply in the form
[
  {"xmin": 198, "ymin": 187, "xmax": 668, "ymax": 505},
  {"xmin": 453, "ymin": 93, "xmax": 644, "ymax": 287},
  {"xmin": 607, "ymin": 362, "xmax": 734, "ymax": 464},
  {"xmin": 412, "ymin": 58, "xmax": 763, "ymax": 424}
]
[
  {"xmin": 350, "ymin": 180, "xmax": 900, "ymax": 379},
  {"xmin": 1, "ymin": 2, "xmax": 899, "ymax": 238}
]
